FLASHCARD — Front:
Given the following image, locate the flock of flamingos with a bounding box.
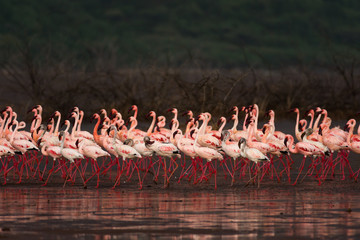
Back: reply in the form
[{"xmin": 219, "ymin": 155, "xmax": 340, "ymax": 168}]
[{"xmin": 0, "ymin": 104, "xmax": 359, "ymax": 189}]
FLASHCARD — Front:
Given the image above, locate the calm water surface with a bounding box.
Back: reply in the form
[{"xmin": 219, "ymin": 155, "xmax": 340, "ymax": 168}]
[{"xmin": 0, "ymin": 186, "xmax": 359, "ymax": 239}]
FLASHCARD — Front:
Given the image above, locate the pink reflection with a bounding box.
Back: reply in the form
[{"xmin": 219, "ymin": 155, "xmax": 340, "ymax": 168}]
[{"xmin": 0, "ymin": 187, "xmax": 359, "ymax": 239}]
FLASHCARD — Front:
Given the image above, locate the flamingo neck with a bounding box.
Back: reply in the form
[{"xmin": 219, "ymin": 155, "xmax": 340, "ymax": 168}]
[
  {"xmin": 60, "ymin": 134, "xmax": 65, "ymax": 151},
  {"xmin": 129, "ymin": 118, "xmax": 138, "ymax": 132},
  {"xmin": 294, "ymin": 109, "xmax": 300, "ymax": 140},
  {"xmin": 48, "ymin": 121, "xmax": 54, "ymax": 134},
  {"xmin": 261, "ymin": 125, "xmax": 271, "ymax": 143},
  {"xmin": 286, "ymin": 135, "xmax": 298, "ymax": 154},
  {"xmin": 133, "ymin": 106, "xmax": 138, "ymax": 119},
  {"xmin": 218, "ymin": 118, "xmax": 226, "ymax": 133},
  {"xmin": 10, "ymin": 121, "xmax": 19, "ymax": 143},
  {"xmin": 4, "ymin": 112, "xmax": 13, "ymax": 137},
  {"xmin": 308, "ymin": 111, "xmax": 314, "ymax": 129},
  {"xmin": 34, "ymin": 112, "xmax": 42, "ymax": 130},
  {"xmin": 313, "ymin": 112, "xmax": 322, "ymax": 131},
  {"xmin": 347, "ymin": 120, "xmax": 356, "ymax": 144},
  {"xmin": 253, "ymin": 105, "xmax": 259, "ymax": 132},
  {"xmin": 92, "ymin": 116, "xmax": 101, "ymax": 141},
  {"xmin": 63, "ymin": 121, "xmax": 70, "ymax": 135},
  {"xmin": 242, "ymin": 112, "xmax": 248, "ymax": 131},
  {"xmin": 231, "ymin": 114, "xmax": 238, "ymax": 132},
  {"xmin": 71, "ymin": 114, "xmax": 79, "ymax": 138},
  {"xmin": 30, "ymin": 116, "xmax": 37, "ymax": 133},
  {"xmin": 320, "ymin": 110, "xmax": 328, "ymax": 125},
  {"xmin": 0, "ymin": 113, "xmax": 8, "ymax": 136},
  {"xmin": 54, "ymin": 113, "xmax": 61, "ymax": 135},
  {"xmin": 198, "ymin": 115, "xmax": 209, "ymax": 136},
  {"xmin": 77, "ymin": 111, "xmax": 84, "ymax": 132},
  {"xmin": 146, "ymin": 113, "xmax": 156, "ymax": 135}
]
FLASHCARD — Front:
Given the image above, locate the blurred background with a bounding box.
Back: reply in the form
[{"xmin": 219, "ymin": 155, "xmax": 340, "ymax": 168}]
[{"xmin": 0, "ymin": 0, "xmax": 359, "ymax": 121}]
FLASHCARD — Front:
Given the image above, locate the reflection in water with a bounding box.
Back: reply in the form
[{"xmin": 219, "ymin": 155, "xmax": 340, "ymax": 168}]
[{"xmin": 0, "ymin": 187, "xmax": 359, "ymax": 239}]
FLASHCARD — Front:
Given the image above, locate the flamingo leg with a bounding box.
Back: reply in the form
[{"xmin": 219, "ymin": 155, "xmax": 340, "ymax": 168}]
[
  {"xmin": 166, "ymin": 157, "xmax": 178, "ymax": 187},
  {"xmin": 292, "ymin": 156, "xmax": 306, "ymax": 185}
]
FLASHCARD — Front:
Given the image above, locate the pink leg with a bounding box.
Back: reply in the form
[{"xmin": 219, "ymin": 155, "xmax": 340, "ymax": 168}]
[{"xmin": 292, "ymin": 156, "xmax": 306, "ymax": 185}]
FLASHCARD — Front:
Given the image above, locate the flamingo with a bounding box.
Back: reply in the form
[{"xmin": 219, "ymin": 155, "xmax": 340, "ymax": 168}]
[
  {"xmin": 266, "ymin": 110, "xmax": 286, "ymax": 141},
  {"xmin": 346, "ymin": 119, "xmax": 360, "ymax": 180},
  {"xmin": 238, "ymin": 138, "xmax": 269, "ymax": 188},
  {"xmin": 284, "ymin": 134, "xmax": 324, "ymax": 185},
  {"xmin": 75, "ymin": 110, "xmax": 94, "ymax": 140},
  {"xmin": 10, "ymin": 121, "xmax": 39, "ymax": 154},
  {"xmin": 58, "ymin": 131, "xmax": 86, "ymax": 188},
  {"xmin": 196, "ymin": 113, "xmax": 221, "ymax": 149},
  {"xmin": 40, "ymin": 141, "xmax": 62, "ymax": 186},
  {"xmin": 221, "ymin": 130, "xmax": 242, "ymax": 185},
  {"xmin": 172, "ymin": 129, "xmax": 198, "ymax": 182},
  {"xmin": 290, "ymin": 108, "xmax": 306, "ymax": 142},
  {"xmin": 144, "ymin": 135, "xmax": 180, "ymax": 188},
  {"xmin": 110, "ymin": 126, "xmax": 142, "ymax": 188},
  {"xmin": 246, "ymin": 120, "xmax": 272, "ymax": 155},
  {"xmin": 346, "ymin": 119, "xmax": 360, "ymax": 153},
  {"xmin": 319, "ymin": 123, "xmax": 348, "ymax": 152},
  {"xmin": 192, "ymin": 127, "xmax": 223, "ymax": 189},
  {"xmin": 146, "ymin": 111, "xmax": 168, "ymax": 142},
  {"xmin": 77, "ymin": 138, "xmax": 110, "ymax": 188},
  {"xmin": 127, "ymin": 105, "xmax": 146, "ymax": 137}
]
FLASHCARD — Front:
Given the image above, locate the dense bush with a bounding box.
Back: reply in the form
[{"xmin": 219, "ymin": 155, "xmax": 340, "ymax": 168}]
[{"xmin": 1, "ymin": 1, "xmax": 360, "ymax": 67}]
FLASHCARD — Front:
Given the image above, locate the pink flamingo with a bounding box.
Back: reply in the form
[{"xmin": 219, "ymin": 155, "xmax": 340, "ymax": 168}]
[
  {"xmin": 75, "ymin": 110, "xmax": 93, "ymax": 140},
  {"xmin": 144, "ymin": 136, "xmax": 180, "ymax": 188},
  {"xmin": 238, "ymin": 137, "xmax": 269, "ymax": 188},
  {"xmin": 196, "ymin": 113, "xmax": 221, "ymax": 149},
  {"xmin": 128, "ymin": 105, "xmax": 146, "ymax": 137},
  {"xmin": 77, "ymin": 138, "xmax": 110, "ymax": 188},
  {"xmin": 146, "ymin": 111, "xmax": 168, "ymax": 142},
  {"xmin": 346, "ymin": 119, "xmax": 360, "ymax": 179},
  {"xmin": 58, "ymin": 131, "xmax": 86, "ymax": 188},
  {"xmin": 284, "ymin": 133, "xmax": 324, "ymax": 185},
  {"xmin": 110, "ymin": 126, "xmax": 142, "ymax": 188},
  {"xmin": 266, "ymin": 110, "xmax": 286, "ymax": 141},
  {"xmin": 290, "ymin": 108, "xmax": 307, "ymax": 142},
  {"xmin": 221, "ymin": 130, "xmax": 242, "ymax": 185},
  {"xmin": 192, "ymin": 127, "xmax": 223, "ymax": 189}
]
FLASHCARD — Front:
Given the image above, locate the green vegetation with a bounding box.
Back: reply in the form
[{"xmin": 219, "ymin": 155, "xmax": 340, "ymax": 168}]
[
  {"xmin": 1, "ymin": 0, "xmax": 360, "ymax": 67},
  {"xmin": 0, "ymin": 1, "xmax": 359, "ymax": 118}
]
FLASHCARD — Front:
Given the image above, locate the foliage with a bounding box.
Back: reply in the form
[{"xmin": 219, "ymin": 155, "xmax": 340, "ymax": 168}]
[{"xmin": 1, "ymin": 0, "xmax": 360, "ymax": 67}]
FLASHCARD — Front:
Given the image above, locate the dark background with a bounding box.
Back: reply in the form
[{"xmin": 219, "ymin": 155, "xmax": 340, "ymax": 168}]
[{"xmin": 0, "ymin": 0, "xmax": 359, "ymax": 122}]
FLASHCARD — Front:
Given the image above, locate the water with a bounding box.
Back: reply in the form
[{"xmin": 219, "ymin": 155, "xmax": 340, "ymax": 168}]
[
  {"xmin": 2, "ymin": 119, "xmax": 359, "ymax": 239},
  {"xmin": 0, "ymin": 186, "xmax": 359, "ymax": 239}
]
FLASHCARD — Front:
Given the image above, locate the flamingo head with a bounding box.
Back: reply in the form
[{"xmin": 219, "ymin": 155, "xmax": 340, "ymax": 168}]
[
  {"xmin": 315, "ymin": 107, "xmax": 322, "ymax": 112},
  {"xmin": 238, "ymin": 137, "xmax": 246, "ymax": 147},
  {"xmin": 221, "ymin": 130, "xmax": 230, "ymax": 141},
  {"xmin": 99, "ymin": 109, "xmax": 107, "ymax": 116},
  {"xmin": 143, "ymin": 136, "xmax": 154, "ymax": 145},
  {"xmin": 284, "ymin": 136, "xmax": 289, "ymax": 147},
  {"xmin": 189, "ymin": 129, "xmax": 197, "ymax": 139},
  {"xmin": 27, "ymin": 105, "xmax": 38, "ymax": 114},
  {"xmin": 228, "ymin": 106, "xmax": 238, "ymax": 113},
  {"xmin": 288, "ymin": 108, "xmax": 299, "ymax": 113},
  {"xmin": 265, "ymin": 110, "xmax": 274, "ymax": 118},
  {"xmin": 128, "ymin": 105, "xmax": 137, "ymax": 113},
  {"xmin": 217, "ymin": 117, "xmax": 226, "ymax": 126},
  {"xmin": 124, "ymin": 138, "xmax": 134, "ymax": 146},
  {"xmin": 90, "ymin": 113, "xmax": 100, "ymax": 123},
  {"xmin": 304, "ymin": 109, "xmax": 314, "ymax": 118},
  {"xmin": 146, "ymin": 111, "xmax": 155, "ymax": 119},
  {"xmin": 299, "ymin": 119, "xmax": 307, "ymax": 131},
  {"xmin": 173, "ymin": 129, "xmax": 181, "ymax": 139}
]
